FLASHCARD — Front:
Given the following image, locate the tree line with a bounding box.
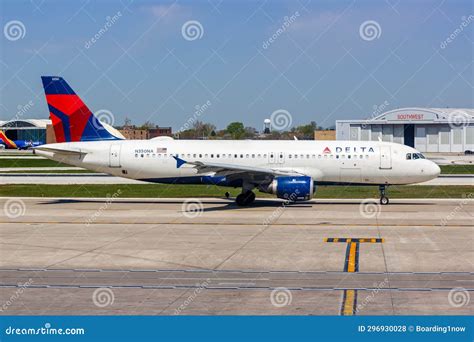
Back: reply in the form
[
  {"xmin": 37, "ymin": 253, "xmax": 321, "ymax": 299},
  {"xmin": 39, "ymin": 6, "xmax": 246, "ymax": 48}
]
[{"xmin": 120, "ymin": 118, "xmax": 334, "ymax": 140}]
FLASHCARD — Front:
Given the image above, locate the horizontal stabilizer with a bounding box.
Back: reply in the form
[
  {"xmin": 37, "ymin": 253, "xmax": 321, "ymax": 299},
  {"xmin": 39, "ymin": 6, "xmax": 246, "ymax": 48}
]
[{"xmin": 34, "ymin": 146, "xmax": 87, "ymax": 156}]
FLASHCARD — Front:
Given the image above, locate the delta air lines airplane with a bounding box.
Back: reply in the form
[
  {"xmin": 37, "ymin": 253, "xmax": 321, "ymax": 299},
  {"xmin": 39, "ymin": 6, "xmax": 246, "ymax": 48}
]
[{"xmin": 34, "ymin": 77, "xmax": 440, "ymax": 206}]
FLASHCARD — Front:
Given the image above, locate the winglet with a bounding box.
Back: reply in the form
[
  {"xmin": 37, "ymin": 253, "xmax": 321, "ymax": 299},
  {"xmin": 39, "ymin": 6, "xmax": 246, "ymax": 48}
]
[{"xmin": 173, "ymin": 155, "xmax": 187, "ymax": 168}]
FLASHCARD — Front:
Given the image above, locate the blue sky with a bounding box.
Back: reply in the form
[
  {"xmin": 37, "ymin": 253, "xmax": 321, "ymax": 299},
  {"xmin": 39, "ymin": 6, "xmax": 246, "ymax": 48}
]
[{"xmin": 0, "ymin": 0, "xmax": 472, "ymax": 130}]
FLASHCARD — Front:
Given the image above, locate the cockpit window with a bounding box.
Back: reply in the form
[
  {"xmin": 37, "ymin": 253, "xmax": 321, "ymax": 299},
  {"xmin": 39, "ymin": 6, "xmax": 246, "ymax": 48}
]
[
  {"xmin": 407, "ymin": 153, "xmax": 425, "ymax": 160},
  {"xmin": 414, "ymin": 153, "xmax": 425, "ymax": 159}
]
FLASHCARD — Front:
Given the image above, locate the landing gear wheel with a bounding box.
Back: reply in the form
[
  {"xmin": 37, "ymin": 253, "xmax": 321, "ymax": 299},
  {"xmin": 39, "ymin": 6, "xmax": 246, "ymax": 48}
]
[
  {"xmin": 235, "ymin": 191, "xmax": 255, "ymax": 206},
  {"xmin": 379, "ymin": 185, "xmax": 389, "ymax": 205},
  {"xmin": 225, "ymin": 191, "xmax": 230, "ymax": 199}
]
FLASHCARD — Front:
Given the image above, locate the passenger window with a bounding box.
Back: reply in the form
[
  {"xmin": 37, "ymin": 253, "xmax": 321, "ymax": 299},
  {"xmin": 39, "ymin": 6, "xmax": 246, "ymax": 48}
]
[
  {"xmin": 252, "ymin": 154, "xmax": 255, "ymax": 158},
  {"xmin": 336, "ymin": 155, "xmax": 339, "ymax": 159},
  {"xmin": 135, "ymin": 154, "xmax": 138, "ymax": 158},
  {"xmin": 289, "ymin": 155, "xmax": 292, "ymax": 159},
  {"xmin": 141, "ymin": 154, "xmax": 144, "ymax": 158},
  {"xmin": 258, "ymin": 154, "xmax": 261, "ymax": 158},
  {"xmin": 295, "ymin": 155, "xmax": 298, "ymax": 159},
  {"xmin": 211, "ymin": 154, "xmax": 214, "ymax": 158},
  {"xmin": 318, "ymin": 155, "xmax": 321, "ymax": 159},
  {"xmin": 240, "ymin": 154, "xmax": 243, "ymax": 158},
  {"xmin": 199, "ymin": 154, "xmax": 202, "ymax": 158},
  {"xmin": 193, "ymin": 154, "xmax": 196, "ymax": 158}
]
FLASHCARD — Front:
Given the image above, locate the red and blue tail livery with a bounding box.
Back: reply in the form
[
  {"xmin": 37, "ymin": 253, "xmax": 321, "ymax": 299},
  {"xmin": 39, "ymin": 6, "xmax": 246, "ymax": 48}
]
[{"xmin": 41, "ymin": 76, "xmax": 122, "ymax": 142}]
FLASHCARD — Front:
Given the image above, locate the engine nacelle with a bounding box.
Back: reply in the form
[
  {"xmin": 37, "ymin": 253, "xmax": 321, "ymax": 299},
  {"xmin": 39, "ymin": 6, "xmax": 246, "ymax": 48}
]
[{"xmin": 261, "ymin": 176, "xmax": 315, "ymax": 201}]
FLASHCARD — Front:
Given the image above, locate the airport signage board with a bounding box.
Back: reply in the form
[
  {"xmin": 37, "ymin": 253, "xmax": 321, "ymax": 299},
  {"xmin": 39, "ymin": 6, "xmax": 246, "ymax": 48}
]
[{"xmin": 382, "ymin": 110, "xmax": 439, "ymax": 121}]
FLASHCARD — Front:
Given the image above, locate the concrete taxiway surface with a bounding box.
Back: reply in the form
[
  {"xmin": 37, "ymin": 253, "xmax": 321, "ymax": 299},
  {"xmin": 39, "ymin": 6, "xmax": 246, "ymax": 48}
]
[
  {"xmin": 0, "ymin": 197, "xmax": 472, "ymax": 315},
  {"xmin": 0, "ymin": 174, "xmax": 472, "ymax": 185}
]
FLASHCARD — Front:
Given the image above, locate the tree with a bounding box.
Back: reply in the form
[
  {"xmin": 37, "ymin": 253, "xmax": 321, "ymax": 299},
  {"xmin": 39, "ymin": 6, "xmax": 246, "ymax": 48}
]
[
  {"xmin": 293, "ymin": 121, "xmax": 318, "ymax": 139},
  {"xmin": 244, "ymin": 126, "xmax": 257, "ymax": 139},
  {"xmin": 226, "ymin": 122, "xmax": 246, "ymax": 139},
  {"xmin": 139, "ymin": 120, "xmax": 155, "ymax": 130},
  {"xmin": 176, "ymin": 121, "xmax": 217, "ymax": 139},
  {"xmin": 193, "ymin": 121, "xmax": 216, "ymax": 138}
]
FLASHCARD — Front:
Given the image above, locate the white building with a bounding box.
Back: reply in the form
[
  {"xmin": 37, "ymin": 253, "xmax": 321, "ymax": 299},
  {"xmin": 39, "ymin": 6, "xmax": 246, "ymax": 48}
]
[
  {"xmin": 336, "ymin": 108, "xmax": 473, "ymax": 153},
  {"xmin": 0, "ymin": 119, "xmax": 51, "ymax": 143}
]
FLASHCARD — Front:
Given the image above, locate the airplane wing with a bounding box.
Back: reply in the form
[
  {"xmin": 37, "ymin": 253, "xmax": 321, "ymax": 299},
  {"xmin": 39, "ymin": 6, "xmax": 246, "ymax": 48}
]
[{"xmin": 173, "ymin": 156, "xmax": 304, "ymax": 182}]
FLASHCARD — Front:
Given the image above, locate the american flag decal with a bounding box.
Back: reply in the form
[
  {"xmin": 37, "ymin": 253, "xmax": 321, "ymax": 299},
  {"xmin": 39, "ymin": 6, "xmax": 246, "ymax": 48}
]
[{"xmin": 157, "ymin": 147, "xmax": 167, "ymax": 153}]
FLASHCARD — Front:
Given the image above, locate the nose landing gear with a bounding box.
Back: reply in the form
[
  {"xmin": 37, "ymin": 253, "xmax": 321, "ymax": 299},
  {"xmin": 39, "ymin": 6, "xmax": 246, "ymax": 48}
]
[{"xmin": 379, "ymin": 185, "xmax": 389, "ymax": 205}]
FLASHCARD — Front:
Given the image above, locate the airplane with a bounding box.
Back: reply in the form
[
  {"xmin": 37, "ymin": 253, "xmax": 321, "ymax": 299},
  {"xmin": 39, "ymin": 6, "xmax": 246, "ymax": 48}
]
[
  {"xmin": 0, "ymin": 131, "xmax": 42, "ymax": 150},
  {"xmin": 34, "ymin": 76, "xmax": 441, "ymax": 206}
]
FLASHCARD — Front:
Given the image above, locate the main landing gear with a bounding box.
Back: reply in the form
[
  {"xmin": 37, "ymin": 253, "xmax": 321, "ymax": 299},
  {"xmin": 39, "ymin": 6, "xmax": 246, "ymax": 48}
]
[
  {"xmin": 236, "ymin": 190, "xmax": 256, "ymax": 206},
  {"xmin": 379, "ymin": 185, "xmax": 389, "ymax": 205}
]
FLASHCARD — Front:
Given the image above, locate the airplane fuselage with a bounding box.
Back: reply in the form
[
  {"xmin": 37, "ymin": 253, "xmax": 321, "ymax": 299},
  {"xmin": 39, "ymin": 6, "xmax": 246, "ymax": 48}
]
[{"xmin": 36, "ymin": 139, "xmax": 440, "ymax": 186}]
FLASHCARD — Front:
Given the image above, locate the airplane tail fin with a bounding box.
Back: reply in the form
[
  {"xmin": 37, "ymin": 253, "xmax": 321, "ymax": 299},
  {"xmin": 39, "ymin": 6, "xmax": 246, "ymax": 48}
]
[
  {"xmin": 41, "ymin": 76, "xmax": 121, "ymax": 142},
  {"xmin": 0, "ymin": 131, "xmax": 17, "ymax": 148}
]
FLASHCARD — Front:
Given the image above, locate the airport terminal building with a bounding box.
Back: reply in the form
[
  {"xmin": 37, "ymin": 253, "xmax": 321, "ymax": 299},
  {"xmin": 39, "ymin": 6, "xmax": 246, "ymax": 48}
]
[
  {"xmin": 336, "ymin": 108, "xmax": 474, "ymax": 153},
  {"xmin": 0, "ymin": 119, "xmax": 51, "ymax": 143}
]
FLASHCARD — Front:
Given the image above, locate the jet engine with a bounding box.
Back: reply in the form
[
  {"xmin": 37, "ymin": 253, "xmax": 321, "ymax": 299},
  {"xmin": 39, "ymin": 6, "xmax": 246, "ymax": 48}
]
[{"xmin": 260, "ymin": 176, "xmax": 315, "ymax": 201}]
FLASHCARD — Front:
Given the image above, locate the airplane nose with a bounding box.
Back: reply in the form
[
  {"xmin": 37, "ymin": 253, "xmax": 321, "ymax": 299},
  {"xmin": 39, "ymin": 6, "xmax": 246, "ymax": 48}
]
[
  {"xmin": 420, "ymin": 161, "xmax": 440, "ymax": 180},
  {"xmin": 428, "ymin": 162, "xmax": 441, "ymax": 178}
]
